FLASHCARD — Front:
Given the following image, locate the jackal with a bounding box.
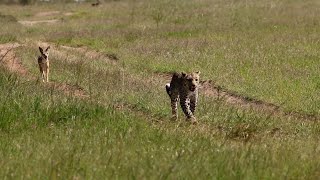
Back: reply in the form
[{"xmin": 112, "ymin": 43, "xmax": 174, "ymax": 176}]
[{"xmin": 38, "ymin": 46, "xmax": 50, "ymax": 82}]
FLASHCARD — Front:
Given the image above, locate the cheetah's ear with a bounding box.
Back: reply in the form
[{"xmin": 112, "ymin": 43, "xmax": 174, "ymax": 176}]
[
  {"xmin": 39, "ymin": 47, "xmax": 44, "ymax": 54},
  {"xmin": 196, "ymin": 71, "xmax": 201, "ymax": 75}
]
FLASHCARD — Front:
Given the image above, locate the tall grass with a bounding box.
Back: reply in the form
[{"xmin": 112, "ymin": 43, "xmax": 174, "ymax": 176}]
[
  {"xmin": 1, "ymin": 64, "xmax": 320, "ymax": 179},
  {"xmin": 1, "ymin": 0, "xmax": 320, "ymax": 179}
]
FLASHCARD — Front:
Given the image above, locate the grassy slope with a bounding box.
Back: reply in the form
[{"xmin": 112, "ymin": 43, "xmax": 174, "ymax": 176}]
[
  {"xmin": 18, "ymin": 0, "xmax": 317, "ymax": 114},
  {"xmin": 1, "ymin": 0, "xmax": 320, "ymax": 179}
]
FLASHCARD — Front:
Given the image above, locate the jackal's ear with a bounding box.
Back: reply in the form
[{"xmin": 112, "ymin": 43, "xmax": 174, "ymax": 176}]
[
  {"xmin": 39, "ymin": 47, "xmax": 44, "ymax": 54},
  {"xmin": 181, "ymin": 72, "xmax": 187, "ymax": 77},
  {"xmin": 45, "ymin": 46, "xmax": 50, "ymax": 52}
]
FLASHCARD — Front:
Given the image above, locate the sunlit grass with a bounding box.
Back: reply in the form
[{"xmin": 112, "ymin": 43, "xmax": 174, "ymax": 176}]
[{"xmin": 1, "ymin": 0, "xmax": 320, "ymax": 179}]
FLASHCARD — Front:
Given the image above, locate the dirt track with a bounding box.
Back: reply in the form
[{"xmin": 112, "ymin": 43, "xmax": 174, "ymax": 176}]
[
  {"xmin": 18, "ymin": 19, "xmax": 59, "ymax": 26},
  {"xmin": 1, "ymin": 42, "xmax": 318, "ymax": 121},
  {"xmin": 18, "ymin": 10, "xmax": 74, "ymax": 26}
]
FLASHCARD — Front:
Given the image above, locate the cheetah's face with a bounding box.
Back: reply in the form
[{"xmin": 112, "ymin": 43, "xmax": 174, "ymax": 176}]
[{"xmin": 182, "ymin": 71, "xmax": 200, "ymax": 92}]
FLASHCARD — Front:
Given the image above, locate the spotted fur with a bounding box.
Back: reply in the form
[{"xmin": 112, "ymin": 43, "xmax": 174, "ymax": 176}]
[{"xmin": 165, "ymin": 71, "xmax": 200, "ymax": 123}]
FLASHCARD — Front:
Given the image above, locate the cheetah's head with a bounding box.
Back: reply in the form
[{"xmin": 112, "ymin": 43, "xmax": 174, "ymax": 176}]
[{"xmin": 182, "ymin": 71, "xmax": 200, "ymax": 92}]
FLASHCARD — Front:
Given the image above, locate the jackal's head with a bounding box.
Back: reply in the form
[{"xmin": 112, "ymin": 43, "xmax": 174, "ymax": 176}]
[{"xmin": 39, "ymin": 46, "xmax": 50, "ymax": 60}]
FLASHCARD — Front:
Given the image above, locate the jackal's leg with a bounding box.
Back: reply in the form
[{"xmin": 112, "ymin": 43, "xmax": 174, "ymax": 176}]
[
  {"xmin": 46, "ymin": 69, "xmax": 49, "ymax": 82},
  {"xmin": 41, "ymin": 71, "xmax": 45, "ymax": 82}
]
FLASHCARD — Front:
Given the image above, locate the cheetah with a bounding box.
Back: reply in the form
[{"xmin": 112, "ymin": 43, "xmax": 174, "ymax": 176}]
[
  {"xmin": 165, "ymin": 71, "xmax": 200, "ymax": 124},
  {"xmin": 38, "ymin": 46, "xmax": 50, "ymax": 82}
]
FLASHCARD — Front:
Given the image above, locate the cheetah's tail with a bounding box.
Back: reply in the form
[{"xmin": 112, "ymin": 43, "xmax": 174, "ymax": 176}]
[{"xmin": 165, "ymin": 83, "xmax": 171, "ymax": 97}]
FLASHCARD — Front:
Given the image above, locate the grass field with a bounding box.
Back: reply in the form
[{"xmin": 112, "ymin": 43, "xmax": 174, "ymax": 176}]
[{"xmin": 1, "ymin": 0, "xmax": 320, "ymax": 179}]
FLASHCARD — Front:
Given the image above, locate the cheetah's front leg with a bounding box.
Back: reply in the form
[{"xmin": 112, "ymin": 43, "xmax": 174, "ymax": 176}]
[
  {"xmin": 170, "ymin": 91, "xmax": 179, "ymax": 121},
  {"xmin": 180, "ymin": 95, "xmax": 196, "ymax": 124},
  {"xmin": 189, "ymin": 92, "xmax": 198, "ymax": 114}
]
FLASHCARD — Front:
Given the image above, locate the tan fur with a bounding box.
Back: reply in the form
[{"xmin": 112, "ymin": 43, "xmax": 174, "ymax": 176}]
[{"xmin": 38, "ymin": 46, "xmax": 50, "ymax": 82}]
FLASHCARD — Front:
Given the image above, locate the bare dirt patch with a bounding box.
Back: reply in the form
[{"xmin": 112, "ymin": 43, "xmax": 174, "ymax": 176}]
[
  {"xmin": 60, "ymin": 45, "xmax": 119, "ymax": 63},
  {"xmin": 18, "ymin": 11, "xmax": 74, "ymax": 26},
  {"xmin": 64, "ymin": 12, "xmax": 74, "ymax": 16},
  {"xmin": 18, "ymin": 19, "xmax": 59, "ymax": 26},
  {"xmin": 200, "ymin": 80, "xmax": 280, "ymax": 111},
  {"xmin": 0, "ymin": 43, "xmax": 28, "ymax": 76},
  {"xmin": 35, "ymin": 11, "xmax": 60, "ymax": 17}
]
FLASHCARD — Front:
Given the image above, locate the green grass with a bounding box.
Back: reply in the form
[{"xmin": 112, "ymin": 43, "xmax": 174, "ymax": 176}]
[
  {"xmin": 0, "ymin": 13, "xmax": 21, "ymax": 43},
  {"xmin": 1, "ymin": 65, "xmax": 320, "ymax": 179},
  {"xmin": 0, "ymin": 34, "xmax": 17, "ymax": 43},
  {"xmin": 1, "ymin": 0, "xmax": 320, "ymax": 179}
]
